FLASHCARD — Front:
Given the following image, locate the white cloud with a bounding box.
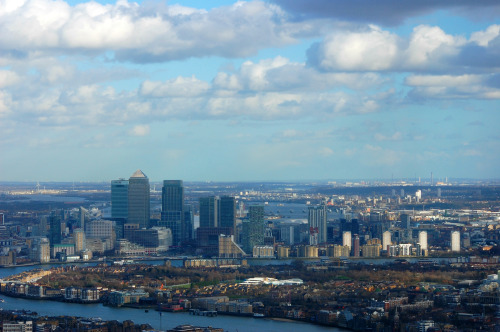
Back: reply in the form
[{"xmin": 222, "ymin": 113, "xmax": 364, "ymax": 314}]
[
  {"xmin": 0, "ymin": 70, "xmax": 20, "ymax": 88},
  {"xmin": 214, "ymin": 57, "xmax": 385, "ymax": 92},
  {"xmin": 129, "ymin": 124, "xmax": 150, "ymax": 136},
  {"xmin": 311, "ymin": 25, "xmax": 399, "ymax": 71},
  {"xmin": 404, "ymin": 25, "xmax": 465, "ymax": 68},
  {"xmin": 405, "ymin": 74, "xmax": 500, "ymax": 99},
  {"xmin": 0, "ymin": 0, "xmax": 309, "ymax": 62},
  {"xmin": 141, "ymin": 76, "xmax": 210, "ymax": 97},
  {"xmin": 405, "ymin": 74, "xmax": 483, "ymax": 87},
  {"xmin": 470, "ymin": 24, "xmax": 500, "ymax": 46},
  {"xmin": 309, "ymin": 24, "xmax": 468, "ymax": 72}
]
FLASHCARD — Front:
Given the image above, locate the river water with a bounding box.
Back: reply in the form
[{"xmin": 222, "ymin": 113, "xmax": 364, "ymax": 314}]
[{"xmin": 0, "ymin": 265, "xmax": 339, "ymax": 332}]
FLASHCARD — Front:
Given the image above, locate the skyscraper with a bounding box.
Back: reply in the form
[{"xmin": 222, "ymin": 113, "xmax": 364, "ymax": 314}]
[
  {"xmin": 183, "ymin": 204, "xmax": 194, "ymax": 241},
  {"xmin": 199, "ymin": 195, "xmax": 236, "ymax": 230},
  {"xmin": 383, "ymin": 231, "xmax": 392, "ymax": 251},
  {"xmin": 353, "ymin": 234, "xmax": 360, "ymax": 257},
  {"xmin": 111, "ymin": 179, "xmax": 128, "ymax": 219},
  {"xmin": 200, "ymin": 196, "xmax": 218, "ymax": 228},
  {"xmin": 161, "ymin": 180, "xmax": 184, "ymax": 246},
  {"xmin": 74, "ymin": 228, "xmax": 86, "ymax": 253},
  {"xmin": 401, "ymin": 214, "xmax": 411, "ymax": 229},
  {"xmin": 451, "ymin": 230, "xmax": 460, "ymax": 252},
  {"xmin": 308, "ymin": 204, "xmax": 327, "ymax": 245},
  {"xmin": 218, "ymin": 196, "xmax": 236, "ymax": 231},
  {"xmin": 49, "ymin": 210, "xmax": 63, "ymax": 245},
  {"xmin": 242, "ymin": 205, "xmax": 265, "ymax": 254},
  {"xmin": 418, "ymin": 231, "xmax": 428, "ymax": 252},
  {"xmin": 342, "ymin": 231, "xmax": 352, "ymax": 250},
  {"xmin": 128, "ymin": 170, "xmax": 150, "ymax": 229}
]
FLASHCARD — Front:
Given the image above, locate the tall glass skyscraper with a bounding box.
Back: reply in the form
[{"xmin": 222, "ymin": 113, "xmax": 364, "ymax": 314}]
[
  {"xmin": 48, "ymin": 210, "xmax": 62, "ymax": 246},
  {"xmin": 219, "ymin": 196, "xmax": 236, "ymax": 232},
  {"xmin": 200, "ymin": 196, "xmax": 218, "ymax": 228},
  {"xmin": 111, "ymin": 179, "xmax": 128, "ymax": 219},
  {"xmin": 127, "ymin": 170, "xmax": 150, "ymax": 229},
  {"xmin": 199, "ymin": 195, "xmax": 235, "ymax": 230},
  {"xmin": 161, "ymin": 180, "xmax": 184, "ymax": 246}
]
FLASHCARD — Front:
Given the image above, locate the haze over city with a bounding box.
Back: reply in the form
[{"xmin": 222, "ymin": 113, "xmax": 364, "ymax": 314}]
[{"xmin": 1, "ymin": 0, "xmax": 499, "ymax": 182}]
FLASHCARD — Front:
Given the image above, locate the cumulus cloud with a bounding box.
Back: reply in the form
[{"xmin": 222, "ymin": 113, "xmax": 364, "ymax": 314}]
[
  {"xmin": 308, "ymin": 25, "xmax": 399, "ymax": 71},
  {"xmin": 405, "ymin": 74, "xmax": 500, "ymax": 99},
  {"xmin": 270, "ymin": 0, "xmax": 500, "ymax": 26},
  {"xmin": 0, "ymin": 0, "xmax": 311, "ymax": 62},
  {"xmin": 308, "ymin": 24, "xmax": 468, "ymax": 72},
  {"xmin": 214, "ymin": 56, "xmax": 385, "ymax": 92}
]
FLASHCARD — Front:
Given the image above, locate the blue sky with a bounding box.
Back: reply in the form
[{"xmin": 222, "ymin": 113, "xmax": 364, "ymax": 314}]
[{"xmin": 0, "ymin": 0, "xmax": 499, "ymax": 182}]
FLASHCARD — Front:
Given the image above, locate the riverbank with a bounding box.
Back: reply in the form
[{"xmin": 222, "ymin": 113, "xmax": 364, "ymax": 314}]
[{"xmin": 0, "ymin": 296, "xmax": 339, "ymax": 332}]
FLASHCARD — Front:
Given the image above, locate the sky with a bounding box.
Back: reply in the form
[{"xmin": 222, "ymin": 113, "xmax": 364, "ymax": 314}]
[{"xmin": 0, "ymin": 0, "xmax": 499, "ymax": 182}]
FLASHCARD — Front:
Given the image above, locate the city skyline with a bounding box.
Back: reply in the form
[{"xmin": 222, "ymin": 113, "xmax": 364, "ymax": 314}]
[{"xmin": 1, "ymin": 0, "xmax": 500, "ymax": 182}]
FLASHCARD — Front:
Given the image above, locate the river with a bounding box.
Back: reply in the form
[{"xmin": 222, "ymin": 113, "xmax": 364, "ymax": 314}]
[
  {"xmin": 0, "ymin": 265, "xmax": 339, "ymax": 332},
  {"xmin": 0, "ymin": 296, "xmax": 338, "ymax": 332}
]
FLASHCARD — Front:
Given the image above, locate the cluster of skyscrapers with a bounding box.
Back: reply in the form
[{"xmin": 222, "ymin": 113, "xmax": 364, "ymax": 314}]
[{"xmin": 111, "ymin": 170, "xmax": 252, "ymax": 255}]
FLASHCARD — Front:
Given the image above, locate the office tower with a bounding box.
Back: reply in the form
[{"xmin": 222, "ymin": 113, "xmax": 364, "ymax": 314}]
[
  {"xmin": 161, "ymin": 180, "xmax": 184, "ymax": 246},
  {"xmin": 0, "ymin": 213, "xmax": 4, "ymax": 225},
  {"xmin": 342, "ymin": 231, "xmax": 352, "ymax": 250},
  {"xmin": 353, "ymin": 234, "xmax": 360, "ymax": 257},
  {"xmin": 183, "ymin": 204, "xmax": 194, "ymax": 241},
  {"xmin": 415, "ymin": 190, "xmax": 422, "ymax": 202},
  {"xmin": 437, "ymin": 187, "xmax": 441, "ymax": 198},
  {"xmin": 351, "ymin": 219, "xmax": 360, "ymax": 235},
  {"xmin": 401, "ymin": 214, "xmax": 410, "ymax": 229},
  {"xmin": 382, "ymin": 231, "xmax": 391, "ymax": 251},
  {"xmin": 400, "ymin": 189, "xmax": 405, "ymax": 197},
  {"xmin": 111, "ymin": 179, "xmax": 128, "ymax": 219},
  {"xmin": 451, "ymin": 231, "xmax": 460, "ymax": 252},
  {"xmin": 219, "ymin": 196, "xmax": 236, "ymax": 231},
  {"xmin": 418, "ymin": 231, "xmax": 428, "ymax": 252},
  {"xmin": 200, "ymin": 196, "xmax": 218, "ymax": 228},
  {"xmin": 128, "ymin": 170, "xmax": 150, "ymax": 229},
  {"xmin": 48, "ymin": 211, "xmax": 63, "ymax": 245},
  {"xmin": 242, "ymin": 205, "xmax": 265, "ymax": 253},
  {"xmin": 308, "ymin": 204, "xmax": 327, "ymax": 245}
]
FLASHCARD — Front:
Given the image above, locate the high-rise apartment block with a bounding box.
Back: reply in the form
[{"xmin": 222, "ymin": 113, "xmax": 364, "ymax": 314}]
[
  {"xmin": 342, "ymin": 231, "xmax": 352, "ymax": 250},
  {"xmin": 418, "ymin": 231, "xmax": 428, "ymax": 252},
  {"xmin": 383, "ymin": 231, "xmax": 392, "ymax": 251},
  {"xmin": 451, "ymin": 231, "xmax": 460, "ymax": 252},
  {"xmin": 242, "ymin": 206, "xmax": 265, "ymax": 254},
  {"xmin": 308, "ymin": 204, "xmax": 327, "ymax": 245}
]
